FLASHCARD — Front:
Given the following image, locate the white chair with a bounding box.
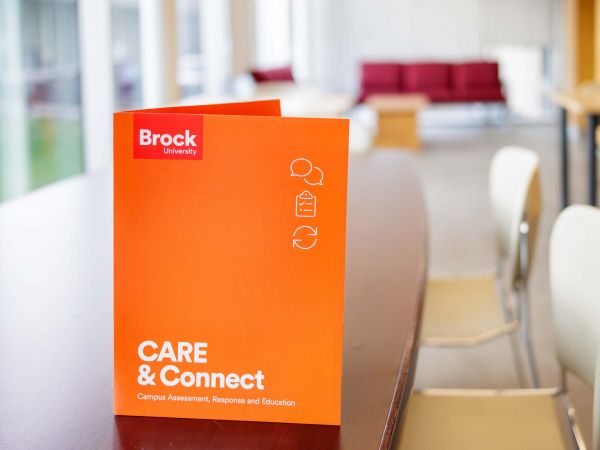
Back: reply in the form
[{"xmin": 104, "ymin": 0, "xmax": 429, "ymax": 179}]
[
  {"xmin": 396, "ymin": 205, "xmax": 600, "ymax": 450},
  {"xmin": 421, "ymin": 146, "xmax": 542, "ymax": 387},
  {"xmin": 551, "ymin": 205, "xmax": 600, "ymax": 450}
]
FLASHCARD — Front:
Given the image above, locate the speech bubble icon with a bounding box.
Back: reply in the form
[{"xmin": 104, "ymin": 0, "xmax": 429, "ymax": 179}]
[
  {"xmin": 304, "ymin": 166, "xmax": 324, "ymax": 186},
  {"xmin": 290, "ymin": 158, "xmax": 313, "ymax": 177}
]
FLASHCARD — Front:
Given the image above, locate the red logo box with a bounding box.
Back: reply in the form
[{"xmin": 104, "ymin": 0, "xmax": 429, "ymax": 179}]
[{"xmin": 133, "ymin": 113, "xmax": 203, "ymax": 160}]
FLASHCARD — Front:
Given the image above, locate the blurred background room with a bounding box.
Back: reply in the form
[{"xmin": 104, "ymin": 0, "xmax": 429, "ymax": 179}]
[
  {"xmin": 0, "ymin": 0, "xmax": 571, "ymax": 202},
  {"xmin": 1, "ymin": 0, "xmax": 600, "ymax": 448}
]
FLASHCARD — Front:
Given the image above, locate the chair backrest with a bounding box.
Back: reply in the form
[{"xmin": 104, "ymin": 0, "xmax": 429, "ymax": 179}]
[
  {"xmin": 489, "ymin": 146, "xmax": 542, "ymax": 287},
  {"xmin": 550, "ymin": 205, "xmax": 600, "ymax": 387},
  {"xmin": 551, "ymin": 206, "xmax": 600, "ymax": 450}
]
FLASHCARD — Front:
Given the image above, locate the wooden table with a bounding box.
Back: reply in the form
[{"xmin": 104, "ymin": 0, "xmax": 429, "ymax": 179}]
[
  {"xmin": 0, "ymin": 151, "xmax": 427, "ymax": 449},
  {"xmin": 549, "ymin": 88, "xmax": 600, "ymax": 207},
  {"xmin": 367, "ymin": 94, "xmax": 430, "ymax": 151}
]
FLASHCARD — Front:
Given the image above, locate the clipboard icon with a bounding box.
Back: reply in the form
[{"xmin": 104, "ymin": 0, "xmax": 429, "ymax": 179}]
[{"xmin": 296, "ymin": 190, "xmax": 317, "ymax": 218}]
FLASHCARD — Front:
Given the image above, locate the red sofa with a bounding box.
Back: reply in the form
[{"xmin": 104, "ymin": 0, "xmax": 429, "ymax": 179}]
[
  {"xmin": 359, "ymin": 61, "xmax": 505, "ymax": 103},
  {"xmin": 250, "ymin": 66, "xmax": 294, "ymax": 83}
]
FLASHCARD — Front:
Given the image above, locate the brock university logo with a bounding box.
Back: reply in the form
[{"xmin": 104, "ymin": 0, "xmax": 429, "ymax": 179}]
[{"xmin": 133, "ymin": 113, "xmax": 203, "ymax": 160}]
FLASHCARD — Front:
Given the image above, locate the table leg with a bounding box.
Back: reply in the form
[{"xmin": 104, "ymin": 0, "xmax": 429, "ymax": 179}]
[
  {"xmin": 560, "ymin": 107, "xmax": 569, "ymax": 208},
  {"xmin": 587, "ymin": 114, "xmax": 598, "ymax": 206}
]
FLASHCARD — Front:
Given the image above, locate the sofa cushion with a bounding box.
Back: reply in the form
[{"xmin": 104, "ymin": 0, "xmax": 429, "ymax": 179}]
[
  {"xmin": 413, "ymin": 87, "xmax": 452, "ymax": 102},
  {"xmin": 404, "ymin": 63, "xmax": 451, "ymax": 91},
  {"xmin": 361, "ymin": 63, "xmax": 404, "ymax": 88},
  {"xmin": 451, "ymin": 87, "xmax": 505, "ymax": 102},
  {"xmin": 451, "ymin": 62, "xmax": 501, "ymax": 89},
  {"xmin": 250, "ymin": 66, "xmax": 294, "ymax": 83},
  {"xmin": 359, "ymin": 85, "xmax": 401, "ymax": 102}
]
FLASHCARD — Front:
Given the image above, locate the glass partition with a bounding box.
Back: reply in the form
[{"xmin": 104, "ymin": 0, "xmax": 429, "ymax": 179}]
[
  {"xmin": 112, "ymin": 0, "xmax": 142, "ymax": 110},
  {"xmin": 177, "ymin": 0, "xmax": 205, "ymax": 97},
  {"xmin": 0, "ymin": 0, "xmax": 84, "ymax": 202}
]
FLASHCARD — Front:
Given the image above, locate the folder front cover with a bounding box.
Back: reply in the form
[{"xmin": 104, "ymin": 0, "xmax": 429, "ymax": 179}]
[{"xmin": 114, "ymin": 100, "xmax": 349, "ymax": 425}]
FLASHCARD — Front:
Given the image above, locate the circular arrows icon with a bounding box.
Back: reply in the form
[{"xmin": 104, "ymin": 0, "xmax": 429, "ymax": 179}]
[{"xmin": 292, "ymin": 226, "xmax": 318, "ymax": 250}]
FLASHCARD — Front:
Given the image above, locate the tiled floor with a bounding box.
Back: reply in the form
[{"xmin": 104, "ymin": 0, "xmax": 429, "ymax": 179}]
[{"xmin": 410, "ymin": 123, "xmax": 595, "ymax": 445}]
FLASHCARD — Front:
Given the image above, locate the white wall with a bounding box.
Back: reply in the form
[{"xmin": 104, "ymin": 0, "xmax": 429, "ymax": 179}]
[
  {"xmin": 254, "ymin": 0, "xmax": 291, "ymax": 68},
  {"xmin": 201, "ymin": 0, "xmax": 232, "ymax": 94},
  {"xmin": 231, "ymin": 0, "xmax": 254, "ymax": 75},
  {"xmin": 139, "ymin": 0, "xmax": 179, "ymax": 107},
  {"xmin": 79, "ymin": 0, "xmax": 114, "ymax": 171},
  {"xmin": 309, "ymin": 0, "xmax": 563, "ymax": 93}
]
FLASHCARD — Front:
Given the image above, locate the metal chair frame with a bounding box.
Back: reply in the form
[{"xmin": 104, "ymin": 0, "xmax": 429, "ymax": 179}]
[{"xmin": 422, "ymin": 218, "xmax": 539, "ymax": 388}]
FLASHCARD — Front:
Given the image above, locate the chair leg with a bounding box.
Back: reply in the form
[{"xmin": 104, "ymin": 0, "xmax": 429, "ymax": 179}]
[
  {"xmin": 522, "ymin": 328, "xmax": 540, "ymax": 388},
  {"xmin": 517, "ymin": 221, "xmax": 540, "ymax": 388},
  {"xmin": 495, "ymin": 260, "xmax": 513, "ymax": 320},
  {"xmin": 520, "ymin": 288, "xmax": 540, "ymax": 388},
  {"xmin": 496, "ymin": 266, "xmax": 528, "ymax": 387},
  {"xmin": 561, "ymin": 393, "xmax": 587, "ymax": 450},
  {"xmin": 508, "ymin": 332, "xmax": 528, "ymax": 388},
  {"xmin": 559, "ymin": 365, "xmax": 568, "ymax": 393}
]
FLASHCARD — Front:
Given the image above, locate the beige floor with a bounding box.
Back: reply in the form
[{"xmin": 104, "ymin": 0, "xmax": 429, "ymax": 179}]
[{"xmin": 410, "ymin": 123, "xmax": 594, "ymax": 446}]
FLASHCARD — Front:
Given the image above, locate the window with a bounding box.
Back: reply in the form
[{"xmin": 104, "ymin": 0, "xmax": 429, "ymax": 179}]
[
  {"xmin": 112, "ymin": 0, "xmax": 142, "ymax": 110},
  {"xmin": 0, "ymin": 0, "xmax": 84, "ymax": 202},
  {"xmin": 254, "ymin": 0, "xmax": 292, "ymax": 69},
  {"xmin": 177, "ymin": 0, "xmax": 205, "ymax": 97}
]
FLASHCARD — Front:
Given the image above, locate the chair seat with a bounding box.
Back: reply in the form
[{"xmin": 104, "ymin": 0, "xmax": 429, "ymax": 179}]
[
  {"xmin": 396, "ymin": 391, "xmax": 568, "ymax": 450},
  {"xmin": 421, "ymin": 273, "xmax": 515, "ymax": 346}
]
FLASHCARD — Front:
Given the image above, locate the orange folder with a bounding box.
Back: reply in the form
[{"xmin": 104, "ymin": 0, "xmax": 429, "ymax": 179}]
[{"xmin": 114, "ymin": 100, "xmax": 349, "ymax": 425}]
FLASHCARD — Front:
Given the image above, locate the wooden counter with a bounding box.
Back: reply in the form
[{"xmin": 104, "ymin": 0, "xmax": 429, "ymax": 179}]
[{"xmin": 0, "ymin": 151, "xmax": 427, "ymax": 449}]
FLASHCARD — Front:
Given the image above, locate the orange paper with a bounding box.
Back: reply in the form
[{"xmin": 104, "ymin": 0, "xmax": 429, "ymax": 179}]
[{"xmin": 113, "ymin": 100, "xmax": 349, "ymax": 425}]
